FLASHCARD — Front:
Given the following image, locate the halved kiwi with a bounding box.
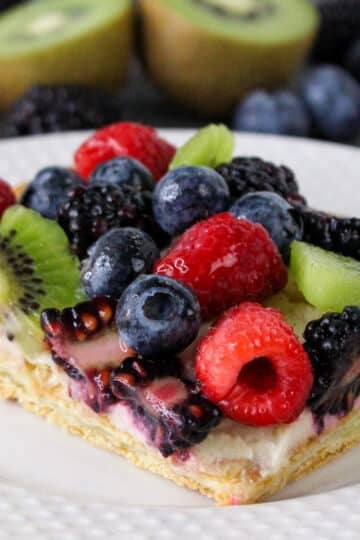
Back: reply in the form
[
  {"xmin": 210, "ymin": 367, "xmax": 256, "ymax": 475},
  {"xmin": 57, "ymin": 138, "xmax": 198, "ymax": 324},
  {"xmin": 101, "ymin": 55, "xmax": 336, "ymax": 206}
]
[
  {"xmin": 0, "ymin": 0, "xmax": 132, "ymax": 109},
  {"xmin": 139, "ymin": 0, "xmax": 318, "ymax": 116},
  {"xmin": 170, "ymin": 124, "xmax": 234, "ymax": 169},
  {"xmin": 0, "ymin": 205, "xmax": 84, "ymax": 354}
]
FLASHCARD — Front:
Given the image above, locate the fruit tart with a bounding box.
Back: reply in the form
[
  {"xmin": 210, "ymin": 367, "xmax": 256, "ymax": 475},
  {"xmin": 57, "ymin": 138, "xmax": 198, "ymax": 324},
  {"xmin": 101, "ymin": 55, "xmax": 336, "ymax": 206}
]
[{"xmin": 0, "ymin": 123, "xmax": 359, "ymax": 505}]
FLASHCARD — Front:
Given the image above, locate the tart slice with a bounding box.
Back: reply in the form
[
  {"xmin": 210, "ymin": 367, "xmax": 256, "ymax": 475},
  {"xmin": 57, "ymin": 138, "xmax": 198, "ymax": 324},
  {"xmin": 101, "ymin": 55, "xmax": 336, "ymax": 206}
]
[{"xmin": 1, "ymin": 124, "xmax": 360, "ymax": 505}]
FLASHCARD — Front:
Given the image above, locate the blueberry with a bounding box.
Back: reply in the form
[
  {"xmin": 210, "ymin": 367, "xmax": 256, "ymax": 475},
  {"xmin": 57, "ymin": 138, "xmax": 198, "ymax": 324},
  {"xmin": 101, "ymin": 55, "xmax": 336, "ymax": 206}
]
[
  {"xmin": 20, "ymin": 166, "xmax": 83, "ymax": 219},
  {"xmin": 230, "ymin": 191, "xmax": 303, "ymax": 262},
  {"xmin": 233, "ymin": 90, "xmax": 310, "ymax": 137},
  {"xmin": 345, "ymin": 40, "xmax": 360, "ymax": 83},
  {"xmin": 116, "ymin": 275, "xmax": 201, "ymax": 357},
  {"xmin": 300, "ymin": 65, "xmax": 360, "ymax": 141},
  {"xmin": 90, "ymin": 157, "xmax": 155, "ymax": 192},
  {"xmin": 152, "ymin": 166, "xmax": 230, "ymax": 235},
  {"xmin": 81, "ymin": 228, "xmax": 159, "ymax": 299}
]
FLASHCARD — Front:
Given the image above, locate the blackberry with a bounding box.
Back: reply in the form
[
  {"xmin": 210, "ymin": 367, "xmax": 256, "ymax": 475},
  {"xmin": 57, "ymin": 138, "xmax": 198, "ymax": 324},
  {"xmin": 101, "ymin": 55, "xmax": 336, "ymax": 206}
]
[
  {"xmin": 301, "ymin": 209, "xmax": 360, "ymax": 261},
  {"xmin": 111, "ymin": 356, "xmax": 221, "ymax": 457},
  {"xmin": 58, "ymin": 183, "xmax": 169, "ymax": 258},
  {"xmin": 304, "ymin": 306, "xmax": 360, "ymax": 418},
  {"xmin": 215, "ymin": 157, "xmax": 302, "ymax": 203},
  {"xmin": 42, "ymin": 297, "xmax": 122, "ymax": 414},
  {"xmin": 0, "ymin": 85, "xmax": 122, "ymax": 138}
]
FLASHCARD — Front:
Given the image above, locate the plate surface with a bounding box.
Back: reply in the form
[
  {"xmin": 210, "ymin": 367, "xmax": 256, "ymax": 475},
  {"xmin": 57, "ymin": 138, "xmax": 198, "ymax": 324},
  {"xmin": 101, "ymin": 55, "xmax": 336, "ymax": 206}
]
[{"xmin": 0, "ymin": 131, "xmax": 360, "ymax": 539}]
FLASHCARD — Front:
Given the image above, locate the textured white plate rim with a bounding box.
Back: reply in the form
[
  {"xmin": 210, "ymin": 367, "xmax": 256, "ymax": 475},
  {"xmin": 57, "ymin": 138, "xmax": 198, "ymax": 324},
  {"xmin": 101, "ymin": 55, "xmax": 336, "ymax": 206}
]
[{"xmin": 0, "ymin": 130, "xmax": 360, "ymax": 538}]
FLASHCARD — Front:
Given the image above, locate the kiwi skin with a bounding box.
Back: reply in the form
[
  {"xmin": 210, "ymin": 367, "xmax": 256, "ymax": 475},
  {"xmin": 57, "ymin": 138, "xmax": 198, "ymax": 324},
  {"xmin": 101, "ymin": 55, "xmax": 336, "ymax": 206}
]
[
  {"xmin": 139, "ymin": 0, "xmax": 318, "ymax": 117},
  {"xmin": 0, "ymin": 2, "xmax": 133, "ymax": 110}
]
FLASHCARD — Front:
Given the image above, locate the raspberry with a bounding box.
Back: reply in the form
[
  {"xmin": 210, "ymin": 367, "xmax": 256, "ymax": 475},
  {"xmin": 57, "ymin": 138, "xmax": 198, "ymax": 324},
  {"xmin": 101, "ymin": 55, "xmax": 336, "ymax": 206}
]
[
  {"xmin": 154, "ymin": 213, "xmax": 287, "ymax": 319},
  {"xmin": 0, "ymin": 179, "xmax": 16, "ymax": 217},
  {"xmin": 196, "ymin": 302, "xmax": 313, "ymax": 426},
  {"xmin": 74, "ymin": 122, "xmax": 176, "ymax": 180}
]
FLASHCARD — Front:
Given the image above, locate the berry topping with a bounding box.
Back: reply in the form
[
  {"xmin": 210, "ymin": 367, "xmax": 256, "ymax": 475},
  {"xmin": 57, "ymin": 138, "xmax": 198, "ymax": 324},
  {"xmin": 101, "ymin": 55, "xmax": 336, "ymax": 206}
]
[
  {"xmin": 153, "ymin": 165, "xmax": 230, "ymax": 235},
  {"xmin": 81, "ymin": 227, "xmax": 159, "ymax": 299},
  {"xmin": 304, "ymin": 306, "xmax": 360, "ymax": 417},
  {"xmin": 230, "ymin": 191, "xmax": 303, "ymax": 262},
  {"xmin": 41, "ymin": 297, "xmax": 135, "ymax": 413},
  {"xmin": 0, "ymin": 85, "xmax": 123, "ymax": 138},
  {"xmin": 20, "ymin": 166, "xmax": 83, "ymax": 220},
  {"xmin": 41, "ymin": 297, "xmax": 130, "ymax": 370},
  {"xmin": 58, "ymin": 183, "xmax": 168, "ymax": 258},
  {"xmin": 233, "ymin": 90, "xmax": 310, "ymax": 137},
  {"xmin": 154, "ymin": 212, "xmax": 287, "ymax": 319},
  {"xmin": 90, "ymin": 157, "xmax": 155, "ymax": 192},
  {"xmin": 116, "ymin": 275, "xmax": 201, "ymax": 357},
  {"xmin": 74, "ymin": 122, "xmax": 176, "ymax": 180},
  {"xmin": 111, "ymin": 356, "xmax": 221, "ymax": 456},
  {"xmin": 196, "ymin": 302, "xmax": 313, "ymax": 426},
  {"xmin": 0, "ymin": 179, "xmax": 15, "ymax": 218},
  {"xmin": 215, "ymin": 157, "xmax": 301, "ymax": 203},
  {"xmin": 300, "ymin": 65, "xmax": 360, "ymax": 142},
  {"xmin": 299, "ymin": 208, "xmax": 360, "ymax": 261}
]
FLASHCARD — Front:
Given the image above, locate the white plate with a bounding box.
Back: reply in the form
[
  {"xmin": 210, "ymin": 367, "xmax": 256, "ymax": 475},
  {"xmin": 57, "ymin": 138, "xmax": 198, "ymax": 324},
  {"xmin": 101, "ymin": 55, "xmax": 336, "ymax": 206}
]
[{"xmin": 0, "ymin": 131, "xmax": 360, "ymax": 539}]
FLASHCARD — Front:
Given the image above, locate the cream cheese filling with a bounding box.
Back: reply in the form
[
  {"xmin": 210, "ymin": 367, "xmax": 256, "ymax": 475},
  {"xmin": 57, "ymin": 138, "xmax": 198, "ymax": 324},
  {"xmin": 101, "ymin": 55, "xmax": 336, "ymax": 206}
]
[{"xmin": 0, "ymin": 331, "xmax": 320, "ymax": 480}]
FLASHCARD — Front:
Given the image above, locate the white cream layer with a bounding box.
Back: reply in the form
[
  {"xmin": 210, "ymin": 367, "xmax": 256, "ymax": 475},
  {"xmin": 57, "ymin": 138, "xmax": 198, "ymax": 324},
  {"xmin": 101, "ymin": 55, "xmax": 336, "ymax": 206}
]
[{"xmin": 0, "ymin": 331, "xmax": 318, "ymax": 480}]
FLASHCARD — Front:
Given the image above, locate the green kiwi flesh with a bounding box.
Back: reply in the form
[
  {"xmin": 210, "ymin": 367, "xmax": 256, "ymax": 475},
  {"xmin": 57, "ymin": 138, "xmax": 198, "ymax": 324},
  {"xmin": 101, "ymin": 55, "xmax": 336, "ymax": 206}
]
[
  {"xmin": 0, "ymin": 205, "xmax": 84, "ymax": 355},
  {"xmin": 170, "ymin": 124, "xmax": 234, "ymax": 169},
  {"xmin": 162, "ymin": 0, "xmax": 319, "ymax": 43},
  {"xmin": 0, "ymin": 0, "xmax": 132, "ymax": 109},
  {"xmin": 140, "ymin": 0, "xmax": 319, "ymax": 115},
  {"xmin": 290, "ymin": 241, "xmax": 360, "ymax": 313}
]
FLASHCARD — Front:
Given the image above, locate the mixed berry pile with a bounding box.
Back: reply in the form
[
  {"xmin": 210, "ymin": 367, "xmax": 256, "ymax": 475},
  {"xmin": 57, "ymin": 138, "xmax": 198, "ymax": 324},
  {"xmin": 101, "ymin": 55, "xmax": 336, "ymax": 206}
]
[{"xmin": 2, "ymin": 121, "xmax": 360, "ymax": 457}]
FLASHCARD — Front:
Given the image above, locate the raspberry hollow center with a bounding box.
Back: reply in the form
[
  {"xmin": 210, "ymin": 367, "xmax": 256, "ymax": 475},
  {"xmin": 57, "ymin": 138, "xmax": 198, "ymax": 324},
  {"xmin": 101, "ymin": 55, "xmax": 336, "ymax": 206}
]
[{"xmin": 238, "ymin": 357, "xmax": 277, "ymax": 393}]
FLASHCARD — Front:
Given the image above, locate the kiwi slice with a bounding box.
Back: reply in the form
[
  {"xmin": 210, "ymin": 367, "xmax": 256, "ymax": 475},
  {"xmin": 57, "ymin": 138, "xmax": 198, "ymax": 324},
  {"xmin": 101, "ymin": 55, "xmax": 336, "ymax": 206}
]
[
  {"xmin": 290, "ymin": 241, "xmax": 360, "ymax": 313},
  {"xmin": 0, "ymin": 205, "xmax": 84, "ymax": 354},
  {"xmin": 139, "ymin": 0, "xmax": 318, "ymax": 116},
  {"xmin": 0, "ymin": 0, "xmax": 132, "ymax": 109},
  {"xmin": 170, "ymin": 124, "xmax": 234, "ymax": 169}
]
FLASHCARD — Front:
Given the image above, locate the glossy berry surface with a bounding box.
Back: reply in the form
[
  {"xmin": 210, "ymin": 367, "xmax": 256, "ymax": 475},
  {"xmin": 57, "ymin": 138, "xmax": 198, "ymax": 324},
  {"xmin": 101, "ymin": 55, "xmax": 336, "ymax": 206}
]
[
  {"xmin": 196, "ymin": 302, "xmax": 313, "ymax": 426},
  {"xmin": 216, "ymin": 157, "xmax": 301, "ymax": 203},
  {"xmin": 20, "ymin": 166, "xmax": 83, "ymax": 220},
  {"xmin": 153, "ymin": 165, "xmax": 230, "ymax": 235},
  {"xmin": 230, "ymin": 191, "xmax": 303, "ymax": 262},
  {"xmin": 90, "ymin": 157, "xmax": 155, "ymax": 192},
  {"xmin": 233, "ymin": 90, "xmax": 310, "ymax": 137},
  {"xmin": 74, "ymin": 122, "xmax": 176, "ymax": 180},
  {"xmin": 58, "ymin": 183, "xmax": 169, "ymax": 258},
  {"xmin": 116, "ymin": 275, "xmax": 201, "ymax": 357},
  {"xmin": 154, "ymin": 212, "xmax": 287, "ymax": 320},
  {"xmin": 304, "ymin": 306, "xmax": 360, "ymax": 417},
  {"xmin": 81, "ymin": 227, "xmax": 159, "ymax": 299},
  {"xmin": 0, "ymin": 179, "xmax": 16, "ymax": 218},
  {"xmin": 300, "ymin": 65, "xmax": 360, "ymax": 141},
  {"xmin": 111, "ymin": 356, "xmax": 221, "ymax": 457}
]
